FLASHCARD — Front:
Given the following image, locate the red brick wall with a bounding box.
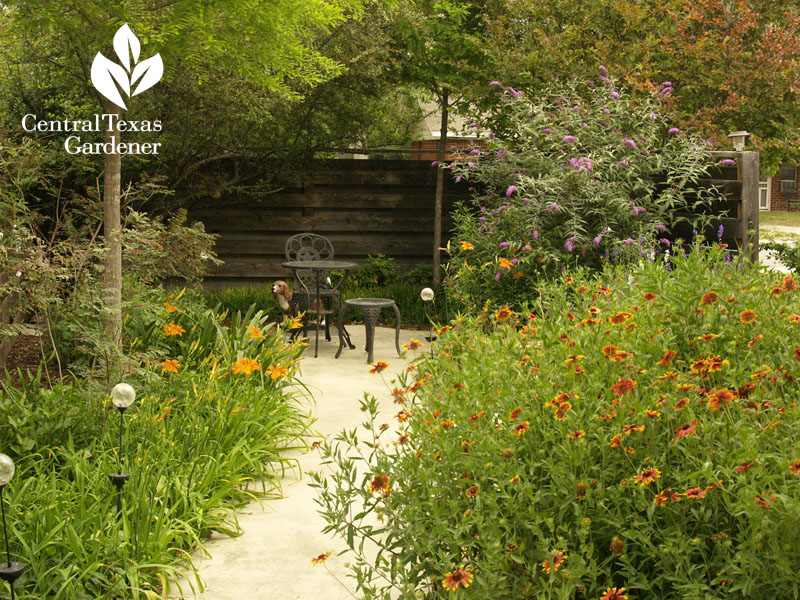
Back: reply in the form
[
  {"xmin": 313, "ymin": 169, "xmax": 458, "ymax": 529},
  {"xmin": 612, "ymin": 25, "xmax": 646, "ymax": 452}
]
[
  {"xmin": 768, "ymin": 167, "xmax": 799, "ymax": 211},
  {"xmin": 411, "ymin": 138, "xmax": 487, "ymax": 161}
]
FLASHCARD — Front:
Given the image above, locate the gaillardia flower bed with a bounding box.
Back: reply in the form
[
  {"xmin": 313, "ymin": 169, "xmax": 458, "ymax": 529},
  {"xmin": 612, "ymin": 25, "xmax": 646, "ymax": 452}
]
[{"xmin": 315, "ymin": 245, "xmax": 800, "ymax": 599}]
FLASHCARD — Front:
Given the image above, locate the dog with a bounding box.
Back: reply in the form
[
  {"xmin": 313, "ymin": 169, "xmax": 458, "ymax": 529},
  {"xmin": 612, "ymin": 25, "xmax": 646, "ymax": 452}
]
[{"xmin": 272, "ymin": 280, "xmax": 295, "ymax": 316}]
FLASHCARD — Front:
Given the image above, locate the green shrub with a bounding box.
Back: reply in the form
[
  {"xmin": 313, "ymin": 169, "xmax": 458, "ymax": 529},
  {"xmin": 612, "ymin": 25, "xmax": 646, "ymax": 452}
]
[
  {"xmin": 446, "ymin": 68, "xmax": 722, "ymax": 310},
  {"xmin": 761, "ymin": 240, "xmax": 800, "ymax": 272},
  {"xmin": 0, "ymin": 298, "xmax": 309, "ymax": 600},
  {"xmin": 315, "ymin": 242, "xmax": 800, "ymax": 599},
  {"xmin": 201, "ymin": 284, "xmax": 280, "ymax": 320}
]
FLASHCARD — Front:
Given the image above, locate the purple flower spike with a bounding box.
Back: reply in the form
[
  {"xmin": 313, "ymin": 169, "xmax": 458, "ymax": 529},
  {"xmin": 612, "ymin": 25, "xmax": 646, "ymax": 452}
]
[
  {"xmin": 511, "ymin": 258, "xmax": 519, "ymax": 265},
  {"xmin": 468, "ymin": 162, "xmax": 475, "ymax": 169},
  {"xmin": 497, "ymin": 149, "xmax": 507, "ymax": 159},
  {"xmin": 455, "ymin": 176, "xmax": 462, "ymax": 183},
  {"xmin": 563, "ymin": 135, "xmax": 577, "ymax": 142},
  {"xmin": 622, "ymin": 139, "xmax": 636, "ymax": 148},
  {"xmin": 565, "ymin": 240, "xmax": 574, "ymax": 252},
  {"xmin": 624, "ymin": 238, "xmax": 634, "ymax": 245},
  {"xmin": 611, "ymin": 91, "xmax": 620, "ymax": 99},
  {"xmin": 498, "ymin": 206, "xmax": 507, "ymax": 216},
  {"xmin": 593, "ymin": 236, "xmax": 602, "ymax": 247},
  {"xmin": 719, "ymin": 159, "xmax": 736, "ymax": 166},
  {"xmin": 522, "ymin": 197, "xmax": 531, "ymax": 205},
  {"xmin": 650, "ymin": 112, "xmax": 657, "ymax": 119},
  {"xmin": 533, "ymin": 230, "xmax": 539, "ymax": 240},
  {"xmin": 506, "ymin": 185, "xmax": 518, "ymax": 197},
  {"xmin": 599, "ymin": 65, "xmax": 608, "ymax": 74},
  {"xmin": 655, "ymin": 224, "xmax": 667, "ymax": 232},
  {"xmin": 718, "ymin": 224, "xmax": 725, "ymax": 239},
  {"xmin": 660, "ymin": 87, "xmax": 673, "ymax": 95},
  {"xmin": 431, "ymin": 161, "xmax": 439, "ymax": 166},
  {"xmin": 495, "ymin": 272, "xmax": 502, "ymax": 281},
  {"xmin": 489, "ymin": 132, "xmax": 496, "ymax": 139},
  {"xmin": 499, "ymin": 241, "xmax": 510, "ymax": 249},
  {"xmin": 467, "ymin": 148, "xmax": 479, "ymax": 155},
  {"xmin": 633, "ymin": 205, "xmax": 640, "ymax": 216},
  {"xmin": 668, "ymin": 127, "xmax": 680, "ymax": 134},
  {"xmin": 660, "ymin": 238, "xmax": 671, "ymax": 247},
  {"xmin": 542, "ymin": 127, "xmax": 552, "ymax": 134},
  {"xmin": 660, "ymin": 81, "xmax": 673, "ymax": 88},
  {"xmin": 523, "ymin": 244, "xmax": 531, "ymax": 251},
  {"xmin": 603, "ymin": 108, "xmax": 611, "ymax": 115},
  {"xmin": 618, "ymin": 160, "xmax": 628, "ymax": 167},
  {"xmin": 469, "ymin": 122, "xmax": 478, "ymax": 128},
  {"xmin": 549, "ymin": 203, "xmax": 559, "ymax": 212},
  {"xmin": 489, "ymin": 80, "xmax": 501, "ymax": 87}
]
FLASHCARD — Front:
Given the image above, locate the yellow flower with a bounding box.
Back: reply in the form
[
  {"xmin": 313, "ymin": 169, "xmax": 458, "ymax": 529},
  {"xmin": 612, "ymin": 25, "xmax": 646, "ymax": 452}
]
[
  {"xmin": 160, "ymin": 359, "xmax": 180, "ymax": 374},
  {"xmin": 232, "ymin": 357, "xmax": 261, "ymax": 376},
  {"xmin": 498, "ymin": 257, "xmax": 513, "ymax": 269},
  {"xmin": 163, "ymin": 323, "xmax": 186, "ymax": 337},
  {"xmin": 265, "ymin": 364, "xmax": 290, "ymax": 380},
  {"xmin": 311, "ymin": 552, "xmax": 331, "ymax": 565},
  {"xmin": 459, "ymin": 241, "xmax": 474, "ymax": 251},
  {"xmin": 246, "ymin": 325, "xmax": 264, "ymax": 339},
  {"xmin": 286, "ymin": 313, "xmax": 304, "ymax": 330}
]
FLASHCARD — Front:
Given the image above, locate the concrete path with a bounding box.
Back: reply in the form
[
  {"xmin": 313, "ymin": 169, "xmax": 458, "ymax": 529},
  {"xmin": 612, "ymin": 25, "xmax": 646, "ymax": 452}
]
[
  {"xmin": 759, "ymin": 224, "xmax": 799, "ymax": 273},
  {"xmin": 169, "ymin": 325, "xmax": 426, "ymax": 600}
]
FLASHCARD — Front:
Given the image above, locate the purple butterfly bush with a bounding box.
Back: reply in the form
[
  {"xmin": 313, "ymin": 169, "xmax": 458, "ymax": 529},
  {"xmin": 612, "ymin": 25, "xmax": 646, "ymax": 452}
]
[
  {"xmin": 522, "ymin": 197, "xmax": 531, "ymax": 205},
  {"xmin": 618, "ymin": 160, "xmax": 629, "ymax": 167},
  {"xmin": 506, "ymin": 185, "xmax": 517, "ymax": 197},
  {"xmin": 542, "ymin": 127, "xmax": 552, "ymax": 134},
  {"xmin": 719, "ymin": 159, "xmax": 736, "ymax": 166},
  {"xmin": 498, "ymin": 241, "xmax": 510, "ymax": 249},
  {"xmin": 611, "ymin": 91, "xmax": 620, "ymax": 99},
  {"xmin": 498, "ymin": 206, "xmax": 508, "ymax": 216},
  {"xmin": 660, "ymin": 238, "xmax": 671, "ymax": 247},
  {"xmin": 655, "ymin": 224, "xmax": 667, "ymax": 232},
  {"xmin": 489, "ymin": 80, "xmax": 501, "ymax": 87},
  {"xmin": 668, "ymin": 127, "xmax": 680, "ymax": 134},
  {"xmin": 622, "ymin": 139, "xmax": 636, "ymax": 148},
  {"xmin": 532, "ymin": 230, "xmax": 539, "ymax": 241},
  {"xmin": 593, "ymin": 235, "xmax": 602, "ymax": 247},
  {"xmin": 455, "ymin": 176, "xmax": 462, "ymax": 183},
  {"xmin": 497, "ymin": 149, "xmax": 507, "ymax": 159},
  {"xmin": 468, "ymin": 148, "xmax": 480, "ymax": 155},
  {"xmin": 624, "ymin": 238, "xmax": 634, "ymax": 245},
  {"xmin": 599, "ymin": 65, "xmax": 608, "ymax": 74},
  {"xmin": 563, "ymin": 135, "xmax": 577, "ymax": 143}
]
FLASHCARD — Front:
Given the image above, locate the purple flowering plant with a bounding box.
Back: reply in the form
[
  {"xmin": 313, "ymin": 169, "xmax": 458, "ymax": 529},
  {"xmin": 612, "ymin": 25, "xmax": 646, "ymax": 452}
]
[{"xmin": 445, "ymin": 69, "xmax": 723, "ymax": 307}]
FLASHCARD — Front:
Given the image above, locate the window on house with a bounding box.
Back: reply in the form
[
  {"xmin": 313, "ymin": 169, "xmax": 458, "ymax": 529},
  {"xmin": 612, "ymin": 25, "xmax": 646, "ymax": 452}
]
[{"xmin": 780, "ymin": 164, "xmax": 797, "ymax": 192}]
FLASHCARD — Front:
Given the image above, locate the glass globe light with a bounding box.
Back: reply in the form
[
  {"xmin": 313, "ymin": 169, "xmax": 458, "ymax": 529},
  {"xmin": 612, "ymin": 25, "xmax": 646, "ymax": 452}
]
[
  {"xmin": 0, "ymin": 453, "xmax": 14, "ymax": 486},
  {"xmin": 420, "ymin": 287, "xmax": 435, "ymax": 302},
  {"xmin": 110, "ymin": 383, "xmax": 136, "ymax": 409}
]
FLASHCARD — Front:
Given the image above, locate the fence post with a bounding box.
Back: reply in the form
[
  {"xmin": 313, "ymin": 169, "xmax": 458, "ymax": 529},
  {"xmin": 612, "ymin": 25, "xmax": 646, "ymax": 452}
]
[{"xmin": 740, "ymin": 151, "xmax": 759, "ymax": 261}]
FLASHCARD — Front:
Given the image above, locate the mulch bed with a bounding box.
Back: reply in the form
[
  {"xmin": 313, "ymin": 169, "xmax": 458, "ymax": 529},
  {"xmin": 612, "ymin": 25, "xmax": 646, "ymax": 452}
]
[{"xmin": 1, "ymin": 335, "xmax": 61, "ymax": 389}]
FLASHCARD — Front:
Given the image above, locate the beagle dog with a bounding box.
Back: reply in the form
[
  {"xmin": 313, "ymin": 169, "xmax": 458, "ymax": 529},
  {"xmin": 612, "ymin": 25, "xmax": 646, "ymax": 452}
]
[{"xmin": 272, "ymin": 280, "xmax": 295, "ymax": 316}]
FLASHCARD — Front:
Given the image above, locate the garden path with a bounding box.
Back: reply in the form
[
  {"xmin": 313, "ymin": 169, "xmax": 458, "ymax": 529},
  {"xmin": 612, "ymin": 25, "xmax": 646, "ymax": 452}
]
[
  {"xmin": 759, "ymin": 224, "xmax": 800, "ymax": 273},
  {"xmin": 169, "ymin": 325, "xmax": 426, "ymax": 600}
]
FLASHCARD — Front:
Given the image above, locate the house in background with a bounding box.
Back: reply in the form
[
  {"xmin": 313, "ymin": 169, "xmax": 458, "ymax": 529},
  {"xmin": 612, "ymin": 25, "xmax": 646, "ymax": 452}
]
[
  {"xmin": 410, "ymin": 101, "xmax": 485, "ymax": 161},
  {"xmin": 761, "ymin": 164, "xmax": 799, "ymax": 211}
]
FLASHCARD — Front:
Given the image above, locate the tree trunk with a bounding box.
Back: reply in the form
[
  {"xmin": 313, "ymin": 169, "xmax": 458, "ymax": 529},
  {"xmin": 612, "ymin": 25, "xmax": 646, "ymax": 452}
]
[
  {"xmin": 102, "ymin": 102, "xmax": 122, "ymax": 345},
  {"xmin": 432, "ymin": 88, "xmax": 448, "ymax": 286}
]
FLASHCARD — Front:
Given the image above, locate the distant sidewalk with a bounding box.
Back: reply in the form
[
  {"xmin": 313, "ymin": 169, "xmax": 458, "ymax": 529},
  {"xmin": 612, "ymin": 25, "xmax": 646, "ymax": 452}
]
[{"xmin": 169, "ymin": 325, "xmax": 427, "ymax": 600}]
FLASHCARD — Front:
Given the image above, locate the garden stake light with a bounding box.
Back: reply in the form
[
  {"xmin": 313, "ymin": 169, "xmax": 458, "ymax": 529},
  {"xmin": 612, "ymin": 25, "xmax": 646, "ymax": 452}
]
[
  {"xmin": 420, "ymin": 287, "xmax": 435, "ymax": 356},
  {"xmin": 108, "ymin": 383, "xmax": 136, "ymax": 516},
  {"xmin": 0, "ymin": 453, "xmax": 24, "ymax": 600}
]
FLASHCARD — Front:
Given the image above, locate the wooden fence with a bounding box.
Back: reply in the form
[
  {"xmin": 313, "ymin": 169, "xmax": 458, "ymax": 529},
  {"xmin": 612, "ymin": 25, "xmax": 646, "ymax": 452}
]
[
  {"xmin": 188, "ymin": 152, "xmax": 759, "ymax": 286},
  {"xmin": 188, "ymin": 159, "xmax": 472, "ymax": 286}
]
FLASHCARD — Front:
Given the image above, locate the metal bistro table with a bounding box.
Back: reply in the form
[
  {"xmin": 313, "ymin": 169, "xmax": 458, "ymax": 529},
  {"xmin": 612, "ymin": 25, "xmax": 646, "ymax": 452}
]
[{"xmin": 281, "ymin": 260, "xmax": 357, "ymax": 358}]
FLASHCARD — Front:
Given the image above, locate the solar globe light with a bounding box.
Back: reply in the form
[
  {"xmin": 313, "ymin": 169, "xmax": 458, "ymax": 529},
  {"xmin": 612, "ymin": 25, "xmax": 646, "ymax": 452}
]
[
  {"xmin": 108, "ymin": 383, "xmax": 135, "ymax": 515},
  {"xmin": 0, "ymin": 453, "xmax": 25, "ymax": 600},
  {"xmin": 420, "ymin": 288, "xmax": 436, "ymax": 356}
]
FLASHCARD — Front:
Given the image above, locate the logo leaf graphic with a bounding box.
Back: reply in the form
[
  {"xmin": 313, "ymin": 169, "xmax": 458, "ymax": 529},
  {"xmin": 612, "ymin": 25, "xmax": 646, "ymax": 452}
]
[
  {"xmin": 90, "ymin": 24, "xmax": 162, "ymax": 111},
  {"xmin": 113, "ymin": 24, "xmax": 140, "ymax": 72},
  {"xmin": 91, "ymin": 52, "xmax": 130, "ymax": 110},
  {"xmin": 131, "ymin": 54, "xmax": 163, "ymax": 96}
]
